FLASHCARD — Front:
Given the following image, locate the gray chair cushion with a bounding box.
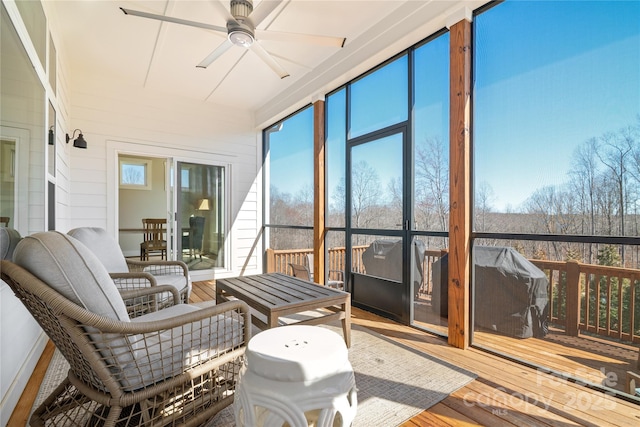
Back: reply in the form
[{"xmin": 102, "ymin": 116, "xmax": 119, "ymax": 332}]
[
  {"xmin": 68, "ymin": 227, "xmax": 129, "ymax": 273},
  {"xmin": 13, "ymin": 231, "xmax": 130, "ymax": 322},
  {"xmin": 0, "ymin": 227, "xmax": 22, "ymax": 260},
  {"xmin": 120, "ymin": 301, "xmax": 244, "ymax": 390},
  {"xmin": 140, "ymin": 270, "xmax": 190, "ymax": 294}
]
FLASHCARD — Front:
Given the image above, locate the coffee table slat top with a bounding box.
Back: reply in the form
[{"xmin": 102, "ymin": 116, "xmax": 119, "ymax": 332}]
[
  {"xmin": 216, "ymin": 273, "xmax": 351, "ymax": 347},
  {"xmin": 217, "ymin": 273, "xmax": 347, "ymax": 311}
]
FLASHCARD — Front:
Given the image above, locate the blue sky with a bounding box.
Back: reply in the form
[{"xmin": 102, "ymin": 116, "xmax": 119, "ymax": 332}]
[
  {"xmin": 270, "ymin": 1, "xmax": 640, "ymax": 213},
  {"xmin": 474, "ymin": 0, "xmax": 640, "ymax": 211}
]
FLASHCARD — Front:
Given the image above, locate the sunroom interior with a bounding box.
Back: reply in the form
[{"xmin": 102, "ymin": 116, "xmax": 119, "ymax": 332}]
[{"xmin": 2, "ymin": 0, "xmax": 640, "ymax": 425}]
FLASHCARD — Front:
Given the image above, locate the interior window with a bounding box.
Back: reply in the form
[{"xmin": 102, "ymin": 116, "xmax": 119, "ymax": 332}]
[{"xmin": 120, "ymin": 157, "xmax": 151, "ymax": 189}]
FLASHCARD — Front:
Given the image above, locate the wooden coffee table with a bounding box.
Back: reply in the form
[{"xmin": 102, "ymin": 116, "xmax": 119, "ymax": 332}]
[{"xmin": 216, "ymin": 273, "xmax": 351, "ymax": 347}]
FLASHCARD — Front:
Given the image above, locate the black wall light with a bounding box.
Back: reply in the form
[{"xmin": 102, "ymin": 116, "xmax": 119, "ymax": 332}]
[
  {"xmin": 66, "ymin": 129, "xmax": 87, "ymax": 149},
  {"xmin": 48, "ymin": 126, "xmax": 55, "ymax": 145}
]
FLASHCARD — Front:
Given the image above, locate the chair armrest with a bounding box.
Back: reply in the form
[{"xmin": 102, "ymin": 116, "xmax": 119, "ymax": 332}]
[
  {"xmin": 126, "ymin": 259, "xmax": 189, "ymax": 278},
  {"xmin": 110, "ymin": 271, "xmax": 158, "ymax": 289},
  {"xmin": 65, "ymin": 298, "xmax": 251, "ymax": 390},
  {"xmin": 119, "ymin": 284, "xmax": 181, "ymax": 317}
]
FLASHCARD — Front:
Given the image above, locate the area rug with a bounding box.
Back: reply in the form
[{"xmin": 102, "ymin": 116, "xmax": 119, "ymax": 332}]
[{"xmin": 34, "ymin": 324, "xmax": 476, "ymax": 427}]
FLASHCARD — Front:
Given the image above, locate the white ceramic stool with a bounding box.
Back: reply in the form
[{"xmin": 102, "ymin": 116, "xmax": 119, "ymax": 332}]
[{"xmin": 234, "ymin": 325, "xmax": 357, "ymax": 427}]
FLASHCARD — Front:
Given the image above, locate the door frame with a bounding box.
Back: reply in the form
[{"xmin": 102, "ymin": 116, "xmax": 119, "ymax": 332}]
[
  {"xmin": 107, "ymin": 140, "xmax": 232, "ymax": 280},
  {"xmin": 346, "ymin": 125, "xmax": 413, "ymax": 324}
]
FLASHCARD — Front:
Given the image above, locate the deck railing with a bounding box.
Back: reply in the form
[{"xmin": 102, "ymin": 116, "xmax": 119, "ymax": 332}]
[
  {"xmin": 265, "ymin": 248, "xmax": 640, "ymax": 344},
  {"xmin": 266, "ymin": 247, "xmax": 445, "ymax": 295},
  {"xmin": 531, "ymin": 259, "xmax": 640, "ymax": 344}
]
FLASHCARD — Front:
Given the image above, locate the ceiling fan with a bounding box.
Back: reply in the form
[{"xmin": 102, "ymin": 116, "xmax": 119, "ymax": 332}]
[{"xmin": 120, "ymin": 0, "xmax": 346, "ymax": 79}]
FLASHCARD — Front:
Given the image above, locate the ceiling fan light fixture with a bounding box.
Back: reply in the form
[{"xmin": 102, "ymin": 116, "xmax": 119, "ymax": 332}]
[{"xmin": 228, "ymin": 24, "xmax": 255, "ymax": 48}]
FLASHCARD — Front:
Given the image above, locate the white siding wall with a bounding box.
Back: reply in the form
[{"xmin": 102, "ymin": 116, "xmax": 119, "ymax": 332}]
[
  {"xmin": 66, "ymin": 69, "xmax": 263, "ymax": 279},
  {"xmin": 0, "ymin": 1, "xmax": 65, "ymax": 423},
  {"xmin": 1, "ymin": 1, "xmax": 262, "ymax": 421}
]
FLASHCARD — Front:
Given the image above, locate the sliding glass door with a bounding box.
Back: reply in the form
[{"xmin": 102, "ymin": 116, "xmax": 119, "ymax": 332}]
[{"xmin": 176, "ymin": 161, "xmax": 226, "ymax": 270}]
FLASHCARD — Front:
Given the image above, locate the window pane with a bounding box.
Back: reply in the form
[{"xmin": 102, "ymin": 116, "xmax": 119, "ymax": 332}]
[
  {"xmin": 178, "ymin": 163, "xmax": 226, "ymax": 270},
  {"xmin": 351, "ymin": 133, "xmax": 403, "ymax": 230},
  {"xmin": 327, "ymin": 89, "xmax": 346, "ymax": 227},
  {"xmin": 349, "ymin": 55, "xmax": 408, "ymax": 138},
  {"xmin": 121, "ymin": 163, "xmax": 146, "ymax": 186},
  {"xmin": 474, "ymin": 1, "xmax": 640, "ymax": 237},
  {"xmin": 49, "ymin": 35, "xmax": 56, "ymax": 94},
  {"xmin": 269, "ymin": 228, "xmax": 313, "ymax": 252},
  {"xmin": 413, "ymin": 33, "xmax": 449, "ymax": 232},
  {"xmin": 15, "ymin": 0, "xmax": 46, "ymax": 69},
  {"xmin": 473, "ymin": 0, "xmax": 640, "ymax": 401},
  {"xmin": 1, "ymin": 4, "xmax": 46, "ymax": 234},
  {"xmin": 267, "ymin": 107, "xmax": 314, "ymax": 226}
]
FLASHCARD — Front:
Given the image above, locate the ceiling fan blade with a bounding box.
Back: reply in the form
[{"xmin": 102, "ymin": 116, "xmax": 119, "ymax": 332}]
[
  {"xmin": 250, "ymin": 42, "xmax": 289, "ymax": 79},
  {"xmin": 249, "ymin": 0, "xmax": 284, "ymax": 27},
  {"xmin": 256, "ymin": 30, "xmax": 346, "ymax": 47},
  {"xmin": 197, "ymin": 40, "xmax": 234, "ymax": 68},
  {"xmin": 120, "ymin": 7, "xmax": 227, "ymax": 33},
  {"xmin": 211, "ymin": 0, "xmax": 236, "ymax": 23}
]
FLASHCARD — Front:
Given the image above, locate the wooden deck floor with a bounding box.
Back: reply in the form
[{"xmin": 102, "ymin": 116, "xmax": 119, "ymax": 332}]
[
  {"xmin": 193, "ymin": 280, "xmax": 640, "ymax": 426},
  {"xmin": 11, "ymin": 280, "xmax": 640, "ymax": 427},
  {"xmin": 413, "ymin": 294, "xmax": 640, "ymax": 395}
]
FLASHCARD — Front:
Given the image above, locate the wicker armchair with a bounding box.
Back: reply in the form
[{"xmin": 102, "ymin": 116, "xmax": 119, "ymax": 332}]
[
  {"xmin": 68, "ymin": 227, "xmax": 191, "ymax": 305},
  {"xmin": 2, "ymin": 231, "xmax": 250, "ymax": 427}
]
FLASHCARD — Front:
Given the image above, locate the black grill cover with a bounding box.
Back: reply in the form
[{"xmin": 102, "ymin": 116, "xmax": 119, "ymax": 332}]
[
  {"xmin": 361, "ymin": 239, "xmax": 426, "ymax": 293},
  {"xmin": 432, "ymin": 246, "xmax": 549, "ymax": 338}
]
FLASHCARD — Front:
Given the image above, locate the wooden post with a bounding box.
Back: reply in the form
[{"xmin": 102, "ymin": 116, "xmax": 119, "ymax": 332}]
[
  {"xmin": 448, "ymin": 16, "xmax": 472, "ymax": 349},
  {"xmin": 313, "ymin": 98, "xmax": 326, "ymax": 285},
  {"xmin": 266, "ymin": 248, "xmax": 275, "ymax": 273},
  {"xmin": 565, "ymin": 260, "xmax": 581, "ymax": 336}
]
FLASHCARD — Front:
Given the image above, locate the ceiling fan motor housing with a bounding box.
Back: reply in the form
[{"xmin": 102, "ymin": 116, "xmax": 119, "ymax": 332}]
[{"xmin": 230, "ymin": 0, "xmax": 253, "ymax": 22}]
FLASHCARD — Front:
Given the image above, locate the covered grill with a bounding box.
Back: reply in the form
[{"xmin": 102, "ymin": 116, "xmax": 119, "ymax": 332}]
[
  {"xmin": 361, "ymin": 239, "xmax": 426, "ymax": 295},
  {"xmin": 432, "ymin": 246, "xmax": 549, "ymax": 338}
]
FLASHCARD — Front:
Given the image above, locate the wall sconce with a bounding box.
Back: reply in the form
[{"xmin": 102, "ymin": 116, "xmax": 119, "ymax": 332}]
[
  {"xmin": 197, "ymin": 198, "xmax": 211, "ymax": 211},
  {"xmin": 48, "ymin": 126, "xmax": 55, "ymax": 145},
  {"xmin": 66, "ymin": 129, "xmax": 87, "ymax": 149}
]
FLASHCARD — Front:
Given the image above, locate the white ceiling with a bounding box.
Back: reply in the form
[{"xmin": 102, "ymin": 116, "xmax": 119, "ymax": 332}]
[{"xmin": 48, "ymin": 1, "xmax": 487, "ymax": 124}]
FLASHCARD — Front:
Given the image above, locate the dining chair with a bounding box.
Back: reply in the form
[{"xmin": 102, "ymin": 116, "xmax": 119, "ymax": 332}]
[
  {"xmin": 184, "ymin": 216, "xmax": 205, "ymax": 259},
  {"xmin": 289, "ymin": 262, "xmax": 312, "ymax": 281},
  {"xmin": 289, "ymin": 255, "xmax": 344, "ymax": 289},
  {"xmin": 140, "ymin": 218, "xmax": 167, "ymax": 260},
  {"xmin": 305, "ymin": 253, "xmax": 345, "ymax": 289}
]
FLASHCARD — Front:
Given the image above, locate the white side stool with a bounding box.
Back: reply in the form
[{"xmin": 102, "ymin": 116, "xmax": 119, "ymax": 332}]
[{"xmin": 234, "ymin": 325, "xmax": 357, "ymax": 427}]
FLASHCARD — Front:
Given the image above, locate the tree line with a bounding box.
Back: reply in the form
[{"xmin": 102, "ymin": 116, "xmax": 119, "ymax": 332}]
[{"xmin": 270, "ymin": 118, "xmax": 640, "ymax": 266}]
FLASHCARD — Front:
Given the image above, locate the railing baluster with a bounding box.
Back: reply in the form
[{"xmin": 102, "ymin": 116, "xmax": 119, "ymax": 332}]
[{"xmin": 617, "ymin": 274, "xmax": 623, "ymax": 340}]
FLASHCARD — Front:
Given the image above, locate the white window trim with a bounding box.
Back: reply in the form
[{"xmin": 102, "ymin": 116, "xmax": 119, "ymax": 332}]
[{"xmin": 119, "ymin": 157, "xmax": 152, "ymax": 190}]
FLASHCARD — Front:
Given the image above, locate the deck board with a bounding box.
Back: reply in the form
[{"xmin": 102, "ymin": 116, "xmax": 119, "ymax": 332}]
[{"xmin": 11, "ymin": 280, "xmax": 640, "ymax": 427}]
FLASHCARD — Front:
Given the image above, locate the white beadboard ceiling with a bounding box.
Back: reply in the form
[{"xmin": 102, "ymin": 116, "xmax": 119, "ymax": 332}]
[{"xmin": 48, "ymin": 1, "xmax": 488, "ymax": 125}]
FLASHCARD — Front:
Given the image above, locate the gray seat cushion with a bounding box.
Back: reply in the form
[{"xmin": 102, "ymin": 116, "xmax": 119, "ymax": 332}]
[
  {"xmin": 70, "ymin": 227, "xmax": 190, "ymax": 298},
  {"xmin": 13, "ymin": 231, "xmax": 129, "ymax": 322},
  {"xmin": 140, "ymin": 269, "xmax": 190, "ymax": 294},
  {"xmin": 67, "ymin": 227, "xmax": 129, "ymax": 273},
  {"xmin": 0, "ymin": 227, "xmax": 22, "ymax": 260},
  {"xmin": 120, "ymin": 301, "xmax": 244, "ymax": 390},
  {"xmin": 13, "ymin": 232, "xmax": 137, "ymax": 372}
]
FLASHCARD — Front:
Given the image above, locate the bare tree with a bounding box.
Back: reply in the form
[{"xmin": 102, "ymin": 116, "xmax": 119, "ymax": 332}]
[
  {"xmin": 350, "ymin": 160, "xmax": 381, "ymax": 229},
  {"xmin": 475, "ymin": 181, "xmax": 494, "ymax": 232},
  {"xmin": 121, "ymin": 165, "xmax": 144, "ymax": 185},
  {"xmin": 570, "ymin": 137, "xmax": 600, "ymax": 263},
  {"xmin": 597, "ymin": 129, "xmax": 634, "ymax": 263},
  {"xmin": 415, "ymin": 136, "xmax": 449, "ymax": 232}
]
